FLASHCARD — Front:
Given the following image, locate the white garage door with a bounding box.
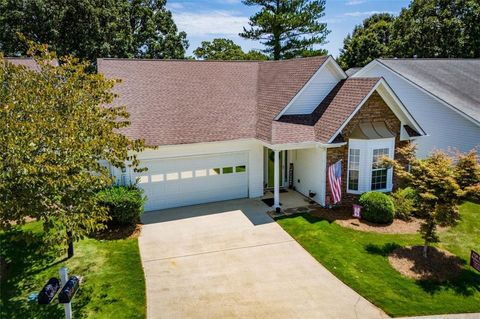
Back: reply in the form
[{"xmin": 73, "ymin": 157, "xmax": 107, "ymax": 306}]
[{"xmin": 133, "ymin": 152, "xmax": 248, "ymax": 211}]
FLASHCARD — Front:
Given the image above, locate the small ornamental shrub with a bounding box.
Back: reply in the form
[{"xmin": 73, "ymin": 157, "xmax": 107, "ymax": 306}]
[
  {"xmin": 465, "ymin": 184, "xmax": 480, "ymax": 203},
  {"xmin": 390, "ymin": 187, "xmax": 417, "ymax": 221},
  {"xmin": 454, "ymin": 150, "xmax": 480, "ymax": 189},
  {"xmin": 359, "ymin": 191, "xmax": 395, "ymax": 224},
  {"xmin": 97, "ymin": 186, "xmax": 146, "ymax": 225},
  {"xmin": 454, "ymin": 150, "xmax": 480, "ymax": 202}
]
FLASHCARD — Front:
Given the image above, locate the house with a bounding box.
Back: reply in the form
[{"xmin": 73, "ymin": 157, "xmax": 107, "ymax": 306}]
[
  {"xmin": 98, "ymin": 56, "xmax": 425, "ymax": 212},
  {"xmin": 353, "ymin": 59, "xmax": 480, "ymax": 158}
]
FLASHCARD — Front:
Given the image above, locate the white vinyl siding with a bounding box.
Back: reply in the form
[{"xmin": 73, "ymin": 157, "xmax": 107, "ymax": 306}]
[
  {"xmin": 283, "ymin": 64, "xmax": 341, "ymax": 115},
  {"xmin": 356, "ymin": 64, "xmax": 480, "ymax": 158},
  {"xmin": 291, "ymin": 147, "xmax": 327, "ymax": 206},
  {"xmin": 347, "ymin": 138, "xmax": 394, "ymax": 194}
]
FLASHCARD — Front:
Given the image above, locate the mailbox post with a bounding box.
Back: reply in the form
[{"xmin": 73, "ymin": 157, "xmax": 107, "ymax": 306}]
[{"xmin": 59, "ymin": 267, "xmax": 72, "ymax": 319}]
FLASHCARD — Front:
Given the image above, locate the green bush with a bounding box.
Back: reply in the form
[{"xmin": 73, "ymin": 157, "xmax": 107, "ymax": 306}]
[
  {"xmin": 390, "ymin": 187, "xmax": 417, "ymax": 221},
  {"xmin": 359, "ymin": 191, "xmax": 395, "ymax": 224},
  {"xmin": 97, "ymin": 186, "xmax": 146, "ymax": 225}
]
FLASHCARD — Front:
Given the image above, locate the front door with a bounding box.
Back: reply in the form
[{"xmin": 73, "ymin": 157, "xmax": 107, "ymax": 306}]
[{"xmin": 265, "ymin": 149, "xmax": 287, "ymax": 188}]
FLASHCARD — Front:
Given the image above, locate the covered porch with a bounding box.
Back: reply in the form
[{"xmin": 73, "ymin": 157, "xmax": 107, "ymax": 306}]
[{"xmin": 261, "ymin": 143, "xmax": 332, "ymax": 212}]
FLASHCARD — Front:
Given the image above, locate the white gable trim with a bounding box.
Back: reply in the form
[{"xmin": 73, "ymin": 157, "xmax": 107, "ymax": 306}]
[
  {"xmin": 274, "ymin": 56, "xmax": 347, "ymax": 120},
  {"xmin": 355, "ymin": 60, "xmax": 480, "ymax": 127},
  {"xmin": 326, "ymin": 78, "xmax": 426, "ymax": 144}
]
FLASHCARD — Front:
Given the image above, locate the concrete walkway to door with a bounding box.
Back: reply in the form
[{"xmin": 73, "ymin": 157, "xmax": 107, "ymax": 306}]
[{"xmin": 139, "ymin": 198, "xmax": 389, "ymax": 319}]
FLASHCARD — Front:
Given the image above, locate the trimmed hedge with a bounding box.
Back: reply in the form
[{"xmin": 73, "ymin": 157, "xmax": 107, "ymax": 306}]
[
  {"xmin": 97, "ymin": 186, "xmax": 146, "ymax": 225},
  {"xmin": 359, "ymin": 191, "xmax": 395, "ymax": 224}
]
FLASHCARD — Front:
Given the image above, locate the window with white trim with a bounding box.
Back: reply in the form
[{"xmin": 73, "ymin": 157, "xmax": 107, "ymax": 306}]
[
  {"xmin": 371, "ymin": 148, "xmax": 389, "ymax": 190},
  {"xmin": 348, "ymin": 149, "xmax": 360, "ymax": 191},
  {"xmin": 347, "ymin": 138, "xmax": 394, "ymax": 194}
]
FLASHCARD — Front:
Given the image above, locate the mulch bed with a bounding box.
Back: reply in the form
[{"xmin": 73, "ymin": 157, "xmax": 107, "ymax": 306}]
[
  {"xmin": 91, "ymin": 223, "xmax": 142, "ymax": 240},
  {"xmin": 270, "ymin": 204, "xmax": 447, "ymax": 234},
  {"xmin": 388, "ymin": 246, "xmax": 464, "ymax": 282}
]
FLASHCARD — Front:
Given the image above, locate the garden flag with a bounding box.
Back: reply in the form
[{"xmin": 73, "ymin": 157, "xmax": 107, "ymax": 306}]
[{"xmin": 328, "ymin": 160, "xmax": 342, "ymax": 204}]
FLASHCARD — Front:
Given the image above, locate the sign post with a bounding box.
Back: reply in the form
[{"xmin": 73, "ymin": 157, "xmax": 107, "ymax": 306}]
[
  {"xmin": 59, "ymin": 267, "xmax": 73, "ymax": 319},
  {"xmin": 471, "ymin": 250, "xmax": 480, "ymax": 273}
]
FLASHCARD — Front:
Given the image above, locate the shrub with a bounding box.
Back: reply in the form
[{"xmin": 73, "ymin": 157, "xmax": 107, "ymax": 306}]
[
  {"xmin": 359, "ymin": 191, "xmax": 395, "ymax": 224},
  {"xmin": 97, "ymin": 186, "xmax": 146, "ymax": 225},
  {"xmin": 465, "ymin": 184, "xmax": 480, "ymax": 203},
  {"xmin": 390, "ymin": 187, "xmax": 417, "ymax": 221},
  {"xmin": 454, "ymin": 150, "xmax": 480, "ymax": 189}
]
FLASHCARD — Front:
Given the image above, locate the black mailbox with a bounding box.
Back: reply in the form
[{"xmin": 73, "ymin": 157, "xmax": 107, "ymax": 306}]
[
  {"xmin": 58, "ymin": 276, "xmax": 80, "ymax": 303},
  {"xmin": 38, "ymin": 278, "xmax": 61, "ymax": 304}
]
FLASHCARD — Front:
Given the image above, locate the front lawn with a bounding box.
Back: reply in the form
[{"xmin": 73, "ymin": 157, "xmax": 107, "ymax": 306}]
[
  {"xmin": 277, "ymin": 201, "xmax": 480, "ymax": 317},
  {"xmin": 0, "ymin": 222, "xmax": 145, "ymax": 319}
]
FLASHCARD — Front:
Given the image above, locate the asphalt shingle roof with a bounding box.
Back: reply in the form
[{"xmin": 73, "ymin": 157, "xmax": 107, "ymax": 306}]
[
  {"xmin": 4, "ymin": 57, "xmax": 40, "ymax": 71},
  {"xmin": 278, "ymin": 78, "xmax": 381, "ymax": 143},
  {"xmin": 8, "ymin": 56, "xmax": 386, "ymax": 146},
  {"xmin": 378, "ymin": 59, "xmax": 480, "ymax": 124},
  {"xmin": 98, "ymin": 57, "xmax": 331, "ymax": 146}
]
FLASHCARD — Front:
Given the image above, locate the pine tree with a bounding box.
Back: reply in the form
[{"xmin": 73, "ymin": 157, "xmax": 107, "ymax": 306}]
[{"xmin": 240, "ymin": 0, "xmax": 329, "ymax": 60}]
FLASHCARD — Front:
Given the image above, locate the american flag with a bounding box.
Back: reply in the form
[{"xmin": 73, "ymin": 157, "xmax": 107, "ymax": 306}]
[{"xmin": 328, "ymin": 160, "xmax": 342, "ymax": 204}]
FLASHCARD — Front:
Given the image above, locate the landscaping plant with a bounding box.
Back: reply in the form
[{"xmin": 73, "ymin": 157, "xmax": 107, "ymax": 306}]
[
  {"xmin": 97, "ymin": 186, "xmax": 146, "ymax": 225},
  {"xmin": 0, "ymin": 42, "xmax": 145, "ymax": 257},
  {"xmin": 390, "ymin": 187, "xmax": 417, "ymax": 221},
  {"xmin": 454, "ymin": 149, "xmax": 480, "ymax": 202},
  {"xmin": 359, "ymin": 191, "xmax": 395, "ymax": 224},
  {"xmin": 382, "ymin": 143, "xmax": 466, "ymax": 257}
]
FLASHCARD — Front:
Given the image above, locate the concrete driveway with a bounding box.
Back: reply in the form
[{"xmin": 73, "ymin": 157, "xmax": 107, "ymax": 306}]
[{"xmin": 139, "ymin": 198, "xmax": 388, "ymax": 319}]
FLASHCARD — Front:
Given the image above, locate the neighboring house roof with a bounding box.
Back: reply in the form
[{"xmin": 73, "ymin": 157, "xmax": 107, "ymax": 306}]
[
  {"xmin": 4, "ymin": 57, "xmax": 40, "ymax": 71},
  {"xmin": 376, "ymin": 59, "xmax": 480, "ymax": 124},
  {"xmin": 98, "ymin": 56, "xmax": 329, "ymax": 146},
  {"xmin": 345, "ymin": 67, "xmax": 362, "ymax": 77}
]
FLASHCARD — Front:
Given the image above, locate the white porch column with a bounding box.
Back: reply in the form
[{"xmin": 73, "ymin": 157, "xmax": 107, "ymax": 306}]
[{"xmin": 273, "ymin": 149, "xmax": 280, "ymax": 211}]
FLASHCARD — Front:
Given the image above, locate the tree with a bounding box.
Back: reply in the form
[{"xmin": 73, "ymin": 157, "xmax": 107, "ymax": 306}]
[
  {"xmin": 383, "ymin": 144, "xmax": 464, "ymax": 257},
  {"xmin": 0, "ymin": 0, "xmax": 188, "ymax": 62},
  {"xmin": 193, "ymin": 38, "xmax": 268, "ymax": 60},
  {"xmin": 0, "ymin": 43, "xmax": 145, "ymax": 257},
  {"xmin": 454, "ymin": 150, "xmax": 480, "ymax": 201},
  {"xmin": 338, "ymin": 13, "xmax": 395, "ymax": 69},
  {"xmin": 391, "ymin": 0, "xmax": 480, "ymax": 58},
  {"xmin": 240, "ymin": 0, "xmax": 329, "ymax": 60}
]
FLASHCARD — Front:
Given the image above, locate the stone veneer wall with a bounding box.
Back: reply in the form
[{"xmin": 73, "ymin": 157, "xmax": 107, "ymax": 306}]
[{"xmin": 325, "ymin": 91, "xmax": 408, "ymax": 207}]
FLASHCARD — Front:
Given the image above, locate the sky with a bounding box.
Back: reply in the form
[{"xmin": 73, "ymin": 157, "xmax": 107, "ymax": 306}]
[{"xmin": 167, "ymin": 0, "xmax": 410, "ymax": 58}]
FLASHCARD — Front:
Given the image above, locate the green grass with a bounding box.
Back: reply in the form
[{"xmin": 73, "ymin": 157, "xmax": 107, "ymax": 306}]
[
  {"xmin": 0, "ymin": 223, "xmax": 145, "ymax": 319},
  {"xmin": 277, "ymin": 201, "xmax": 480, "ymax": 317}
]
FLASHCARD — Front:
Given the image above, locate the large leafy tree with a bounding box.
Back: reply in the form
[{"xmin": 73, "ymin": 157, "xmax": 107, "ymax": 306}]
[
  {"xmin": 0, "ymin": 43, "xmax": 145, "ymax": 257},
  {"xmin": 240, "ymin": 0, "xmax": 329, "ymax": 60},
  {"xmin": 391, "ymin": 0, "xmax": 480, "ymax": 58},
  {"xmin": 338, "ymin": 13, "xmax": 395, "ymax": 69},
  {"xmin": 193, "ymin": 38, "xmax": 268, "ymax": 60},
  {"xmin": 0, "ymin": 0, "xmax": 188, "ymax": 62}
]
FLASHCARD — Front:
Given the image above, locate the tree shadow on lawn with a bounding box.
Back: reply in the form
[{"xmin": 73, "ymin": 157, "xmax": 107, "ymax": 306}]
[
  {"xmin": 89, "ymin": 223, "xmax": 141, "ymax": 240},
  {"xmin": 275, "ymin": 212, "xmax": 335, "ymax": 225},
  {"xmin": 366, "ymin": 242, "xmax": 480, "ymax": 297},
  {"xmin": 0, "ymin": 228, "xmax": 91, "ymax": 319},
  {"xmin": 417, "ymin": 268, "xmax": 480, "ymax": 296}
]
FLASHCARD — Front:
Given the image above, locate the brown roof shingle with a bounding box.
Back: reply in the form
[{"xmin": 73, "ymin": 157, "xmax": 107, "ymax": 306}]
[
  {"xmin": 98, "ymin": 57, "xmax": 328, "ymax": 146},
  {"xmin": 99, "ymin": 59, "xmax": 260, "ymax": 146},
  {"xmin": 278, "ymin": 78, "xmax": 381, "ymax": 143}
]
